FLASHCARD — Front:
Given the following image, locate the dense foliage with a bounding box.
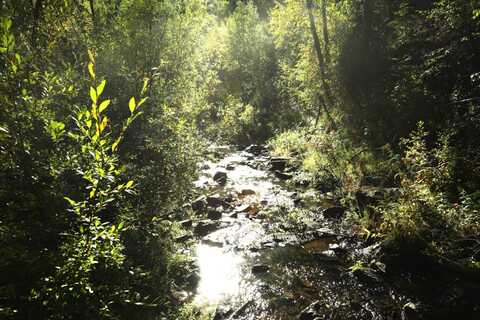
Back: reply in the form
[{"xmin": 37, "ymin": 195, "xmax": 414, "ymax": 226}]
[{"xmin": 1, "ymin": 0, "xmax": 479, "ymax": 319}]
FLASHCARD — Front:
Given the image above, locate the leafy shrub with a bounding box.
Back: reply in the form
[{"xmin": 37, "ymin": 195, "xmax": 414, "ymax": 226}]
[{"xmin": 378, "ymin": 123, "xmax": 480, "ymax": 265}]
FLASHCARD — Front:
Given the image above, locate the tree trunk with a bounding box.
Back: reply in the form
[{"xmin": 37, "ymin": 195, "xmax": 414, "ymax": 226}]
[
  {"xmin": 321, "ymin": 0, "xmax": 330, "ymax": 64},
  {"xmin": 306, "ymin": 0, "xmax": 336, "ymax": 128},
  {"xmin": 31, "ymin": 0, "xmax": 43, "ymax": 46},
  {"xmin": 89, "ymin": 0, "xmax": 96, "ymax": 26}
]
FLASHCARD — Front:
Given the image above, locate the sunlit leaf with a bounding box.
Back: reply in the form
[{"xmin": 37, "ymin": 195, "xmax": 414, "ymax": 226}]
[
  {"xmin": 112, "ymin": 136, "xmax": 122, "ymax": 151},
  {"xmin": 64, "ymin": 197, "xmax": 78, "ymax": 206},
  {"xmin": 128, "ymin": 97, "xmax": 136, "ymax": 113},
  {"xmin": 97, "ymin": 80, "xmax": 106, "ymax": 96},
  {"xmin": 87, "ymin": 49, "xmax": 95, "ymax": 63},
  {"xmin": 125, "ymin": 180, "xmax": 134, "ymax": 189},
  {"xmin": 141, "ymin": 78, "xmax": 150, "ymax": 94},
  {"xmin": 99, "ymin": 116, "xmax": 108, "ymax": 133},
  {"xmin": 137, "ymin": 97, "xmax": 148, "ymax": 108},
  {"xmin": 88, "ymin": 62, "xmax": 95, "ymax": 79},
  {"xmin": 99, "ymin": 100, "xmax": 111, "ymax": 113},
  {"xmin": 90, "ymin": 86, "xmax": 97, "ymax": 103}
]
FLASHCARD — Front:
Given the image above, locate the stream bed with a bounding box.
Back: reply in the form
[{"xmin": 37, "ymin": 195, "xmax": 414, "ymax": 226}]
[{"xmin": 180, "ymin": 145, "xmax": 480, "ymax": 320}]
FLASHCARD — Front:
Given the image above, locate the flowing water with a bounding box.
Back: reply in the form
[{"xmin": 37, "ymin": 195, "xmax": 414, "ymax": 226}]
[{"xmin": 186, "ymin": 146, "xmax": 480, "ymax": 319}]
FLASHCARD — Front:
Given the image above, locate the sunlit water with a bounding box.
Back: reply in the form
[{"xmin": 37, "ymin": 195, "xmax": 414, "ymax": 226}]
[{"xmin": 194, "ymin": 244, "xmax": 243, "ymax": 304}]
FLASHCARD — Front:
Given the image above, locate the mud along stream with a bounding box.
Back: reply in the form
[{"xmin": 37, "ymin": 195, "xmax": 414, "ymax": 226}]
[{"xmin": 174, "ymin": 145, "xmax": 479, "ymax": 319}]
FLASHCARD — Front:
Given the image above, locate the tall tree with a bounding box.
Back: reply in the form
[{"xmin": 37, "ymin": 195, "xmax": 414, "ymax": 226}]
[{"xmin": 306, "ymin": 0, "xmax": 336, "ymax": 128}]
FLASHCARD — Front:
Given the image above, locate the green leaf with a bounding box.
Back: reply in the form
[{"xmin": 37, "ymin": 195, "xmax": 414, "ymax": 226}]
[
  {"xmin": 99, "ymin": 100, "xmax": 110, "ymax": 113},
  {"xmin": 128, "ymin": 97, "xmax": 136, "ymax": 113},
  {"xmin": 90, "ymin": 86, "xmax": 97, "ymax": 103},
  {"xmin": 88, "ymin": 62, "xmax": 95, "ymax": 79},
  {"xmin": 64, "ymin": 197, "xmax": 78, "ymax": 206},
  {"xmin": 112, "ymin": 136, "xmax": 122, "ymax": 151},
  {"xmin": 87, "ymin": 49, "xmax": 95, "ymax": 63},
  {"xmin": 137, "ymin": 97, "xmax": 148, "ymax": 108},
  {"xmin": 118, "ymin": 221, "xmax": 124, "ymax": 230},
  {"xmin": 141, "ymin": 78, "xmax": 150, "ymax": 94},
  {"xmin": 99, "ymin": 116, "xmax": 108, "ymax": 133},
  {"xmin": 125, "ymin": 180, "xmax": 134, "ymax": 189},
  {"xmin": 3, "ymin": 18, "xmax": 12, "ymax": 30},
  {"xmin": 97, "ymin": 80, "xmax": 106, "ymax": 96}
]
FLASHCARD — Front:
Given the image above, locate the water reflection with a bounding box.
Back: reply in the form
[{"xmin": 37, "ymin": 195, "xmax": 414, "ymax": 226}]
[{"xmin": 194, "ymin": 243, "xmax": 246, "ymax": 306}]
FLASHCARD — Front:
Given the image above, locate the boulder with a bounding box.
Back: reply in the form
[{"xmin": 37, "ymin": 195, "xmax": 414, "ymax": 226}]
[
  {"xmin": 213, "ymin": 170, "xmax": 227, "ymax": 185},
  {"xmin": 213, "ymin": 306, "xmax": 233, "ymax": 320},
  {"xmin": 194, "ymin": 220, "xmax": 220, "ymax": 236},
  {"xmin": 235, "ymin": 204, "xmax": 252, "ymax": 213},
  {"xmin": 251, "ymin": 264, "xmax": 269, "ymax": 274},
  {"xmin": 269, "ymin": 157, "xmax": 288, "ymax": 172},
  {"xmin": 180, "ymin": 219, "xmax": 193, "ymax": 228},
  {"xmin": 175, "ymin": 234, "xmax": 192, "ymax": 243},
  {"xmin": 322, "ymin": 206, "xmax": 346, "ymax": 219},
  {"xmin": 206, "ymin": 194, "xmax": 225, "ymax": 207},
  {"xmin": 244, "ymin": 144, "xmax": 264, "ymax": 155},
  {"xmin": 226, "ymin": 163, "xmax": 235, "ymax": 170},
  {"xmin": 191, "ymin": 195, "xmax": 207, "ymax": 213},
  {"xmin": 240, "ymin": 189, "xmax": 256, "ymax": 196},
  {"xmin": 297, "ymin": 300, "xmax": 322, "ymax": 320},
  {"xmin": 207, "ymin": 208, "xmax": 222, "ymax": 220},
  {"xmin": 274, "ymin": 170, "xmax": 292, "ymax": 180}
]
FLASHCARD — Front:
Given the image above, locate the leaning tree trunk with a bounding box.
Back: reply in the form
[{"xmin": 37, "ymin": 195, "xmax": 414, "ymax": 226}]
[
  {"xmin": 306, "ymin": 0, "xmax": 336, "ymax": 129},
  {"xmin": 321, "ymin": 0, "xmax": 330, "ymax": 64}
]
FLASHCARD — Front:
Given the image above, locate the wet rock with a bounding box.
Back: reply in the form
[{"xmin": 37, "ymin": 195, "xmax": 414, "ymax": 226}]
[
  {"xmin": 213, "ymin": 305, "xmax": 233, "ymax": 320},
  {"xmin": 235, "ymin": 203, "xmax": 252, "ymax": 213},
  {"xmin": 252, "ymin": 264, "xmax": 269, "ymax": 274},
  {"xmin": 226, "ymin": 163, "xmax": 235, "ymax": 170},
  {"xmin": 294, "ymin": 175, "xmax": 311, "ymax": 187},
  {"xmin": 191, "ymin": 195, "xmax": 207, "ymax": 213},
  {"xmin": 229, "ymin": 212, "xmax": 238, "ymax": 218},
  {"xmin": 207, "ymin": 208, "xmax": 222, "ymax": 220},
  {"xmin": 244, "ymin": 144, "xmax": 264, "ymax": 155},
  {"xmin": 274, "ymin": 170, "xmax": 293, "ymax": 180},
  {"xmin": 297, "ymin": 300, "xmax": 323, "ymax": 320},
  {"xmin": 291, "ymin": 192, "xmax": 302, "ymax": 206},
  {"xmin": 202, "ymin": 238, "xmax": 223, "ymax": 247},
  {"xmin": 180, "ymin": 219, "xmax": 192, "ymax": 228},
  {"xmin": 206, "ymin": 194, "xmax": 225, "ymax": 207},
  {"xmin": 175, "ymin": 234, "xmax": 192, "ymax": 243},
  {"xmin": 322, "ymin": 206, "xmax": 346, "ymax": 219},
  {"xmin": 194, "ymin": 220, "xmax": 220, "ymax": 236},
  {"xmin": 269, "ymin": 157, "xmax": 289, "ymax": 172},
  {"xmin": 200, "ymin": 163, "xmax": 210, "ymax": 170},
  {"xmin": 213, "ymin": 170, "xmax": 227, "ymax": 185},
  {"xmin": 240, "ymin": 189, "xmax": 256, "ymax": 196}
]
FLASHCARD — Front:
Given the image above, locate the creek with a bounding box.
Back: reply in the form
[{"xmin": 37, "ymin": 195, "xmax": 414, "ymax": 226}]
[{"xmin": 181, "ymin": 145, "xmax": 479, "ymax": 320}]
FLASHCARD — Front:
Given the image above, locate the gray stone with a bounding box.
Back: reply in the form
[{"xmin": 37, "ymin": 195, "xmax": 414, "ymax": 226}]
[
  {"xmin": 206, "ymin": 194, "xmax": 225, "ymax": 207},
  {"xmin": 191, "ymin": 195, "xmax": 207, "ymax": 213},
  {"xmin": 274, "ymin": 170, "xmax": 292, "ymax": 180},
  {"xmin": 251, "ymin": 264, "xmax": 269, "ymax": 274},
  {"xmin": 244, "ymin": 144, "xmax": 264, "ymax": 155},
  {"xmin": 213, "ymin": 170, "xmax": 227, "ymax": 185},
  {"xmin": 194, "ymin": 220, "xmax": 220, "ymax": 236},
  {"xmin": 269, "ymin": 157, "xmax": 289, "ymax": 172},
  {"xmin": 180, "ymin": 219, "xmax": 192, "ymax": 228},
  {"xmin": 175, "ymin": 234, "xmax": 192, "ymax": 243},
  {"xmin": 322, "ymin": 206, "xmax": 346, "ymax": 219},
  {"xmin": 207, "ymin": 209, "xmax": 222, "ymax": 220}
]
